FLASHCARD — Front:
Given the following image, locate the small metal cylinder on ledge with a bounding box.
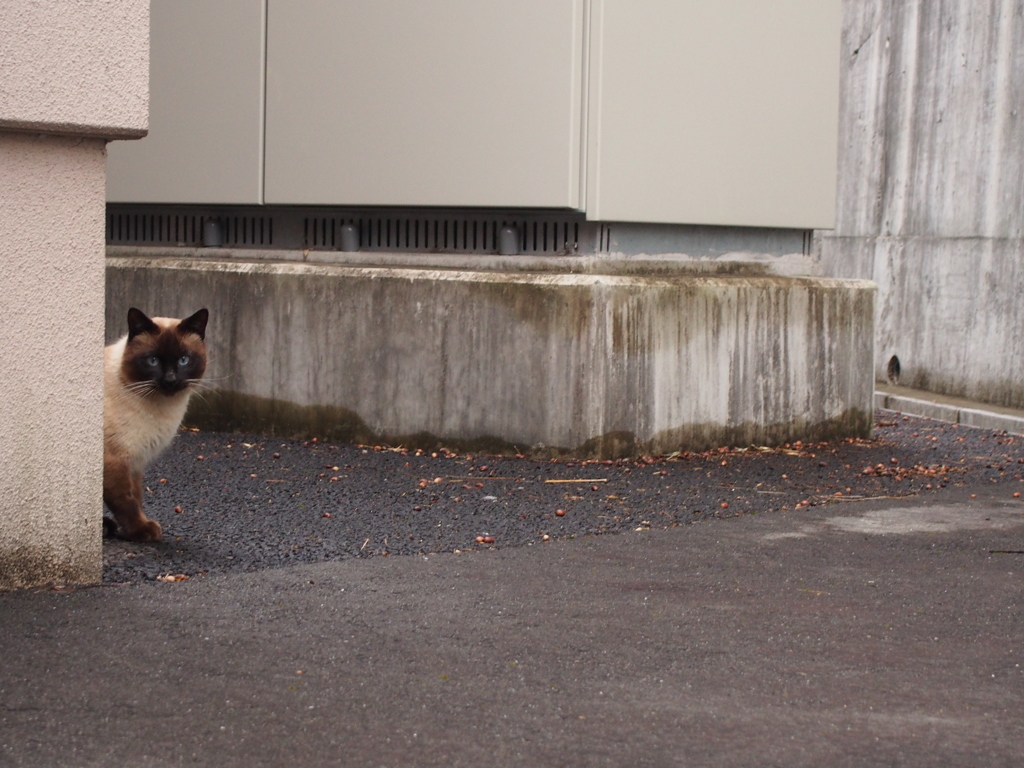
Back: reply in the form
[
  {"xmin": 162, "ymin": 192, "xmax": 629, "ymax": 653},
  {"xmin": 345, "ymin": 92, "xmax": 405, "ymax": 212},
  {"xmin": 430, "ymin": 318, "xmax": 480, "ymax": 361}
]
[
  {"xmin": 339, "ymin": 223, "xmax": 359, "ymax": 252},
  {"xmin": 498, "ymin": 225, "xmax": 520, "ymax": 255},
  {"xmin": 201, "ymin": 218, "xmax": 223, "ymax": 247}
]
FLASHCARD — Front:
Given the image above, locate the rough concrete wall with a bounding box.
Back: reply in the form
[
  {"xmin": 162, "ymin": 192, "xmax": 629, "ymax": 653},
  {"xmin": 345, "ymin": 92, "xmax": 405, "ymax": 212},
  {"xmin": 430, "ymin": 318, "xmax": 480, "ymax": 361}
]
[
  {"xmin": 0, "ymin": 0, "xmax": 148, "ymax": 138},
  {"xmin": 0, "ymin": 0, "xmax": 148, "ymax": 588},
  {"xmin": 0, "ymin": 134, "xmax": 107, "ymax": 589},
  {"xmin": 106, "ymin": 258, "xmax": 875, "ymax": 455},
  {"xmin": 819, "ymin": 0, "xmax": 1024, "ymax": 406}
]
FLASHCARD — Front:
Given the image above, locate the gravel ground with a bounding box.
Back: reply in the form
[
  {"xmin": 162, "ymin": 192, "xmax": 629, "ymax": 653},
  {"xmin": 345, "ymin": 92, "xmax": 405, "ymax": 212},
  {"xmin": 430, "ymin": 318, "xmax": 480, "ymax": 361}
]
[{"xmin": 103, "ymin": 409, "xmax": 1024, "ymax": 582}]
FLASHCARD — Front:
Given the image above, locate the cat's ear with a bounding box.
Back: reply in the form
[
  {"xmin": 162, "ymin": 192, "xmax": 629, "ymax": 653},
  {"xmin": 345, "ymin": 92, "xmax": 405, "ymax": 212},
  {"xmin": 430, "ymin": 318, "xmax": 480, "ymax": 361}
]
[
  {"xmin": 178, "ymin": 308, "xmax": 209, "ymax": 340},
  {"xmin": 126, "ymin": 308, "xmax": 159, "ymax": 340}
]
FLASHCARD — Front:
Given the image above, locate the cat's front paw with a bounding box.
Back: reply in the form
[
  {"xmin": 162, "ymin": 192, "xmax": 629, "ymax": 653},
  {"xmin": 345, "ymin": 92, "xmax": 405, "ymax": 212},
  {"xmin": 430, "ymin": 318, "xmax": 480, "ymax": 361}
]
[{"xmin": 124, "ymin": 519, "xmax": 163, "ymax": 543}]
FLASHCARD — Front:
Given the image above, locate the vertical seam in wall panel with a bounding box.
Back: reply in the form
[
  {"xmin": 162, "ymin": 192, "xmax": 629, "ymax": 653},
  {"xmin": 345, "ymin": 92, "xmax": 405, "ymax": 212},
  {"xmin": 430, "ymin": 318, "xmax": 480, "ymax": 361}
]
[
  {"xmin": 576, "ymin": 0, "xmax": 591, "ymax": 214},
  {"xmin": 258, "ymin": 0, "xmax": 268, "ymax": 205},
  {"xmin": 585, "ymin": 0, "xmax": 604, "ymax": 221}
]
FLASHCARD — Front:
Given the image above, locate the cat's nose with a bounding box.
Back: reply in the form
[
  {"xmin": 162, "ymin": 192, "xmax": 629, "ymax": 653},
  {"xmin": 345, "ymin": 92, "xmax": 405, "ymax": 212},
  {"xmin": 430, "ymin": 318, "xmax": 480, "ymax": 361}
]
[{"xmin": 163, "ymin": 371, "xmax": 177, "ymax": 383}]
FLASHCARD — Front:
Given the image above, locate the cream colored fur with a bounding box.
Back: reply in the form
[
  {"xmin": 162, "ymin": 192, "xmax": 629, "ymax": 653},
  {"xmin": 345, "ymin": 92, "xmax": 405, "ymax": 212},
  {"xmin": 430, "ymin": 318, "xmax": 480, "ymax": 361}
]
[{"xmin": 103, "ymin": 320, "xmax": 194, "ymax": 473}]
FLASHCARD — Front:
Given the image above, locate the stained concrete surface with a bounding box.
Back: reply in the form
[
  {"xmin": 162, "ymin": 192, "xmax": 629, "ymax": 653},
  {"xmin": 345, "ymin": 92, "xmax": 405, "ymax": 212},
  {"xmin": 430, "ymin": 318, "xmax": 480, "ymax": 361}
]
[
  {"xmin": 2, "ymin": 413, "xmax": 1024, "ymax": 766},
  {"xmin": 106, "ymin": 256, "xmax": 875, "ymax": 455},
  {"xmin": 818, "ymin": 0, "xmax": 1024, "ymax": 409}
]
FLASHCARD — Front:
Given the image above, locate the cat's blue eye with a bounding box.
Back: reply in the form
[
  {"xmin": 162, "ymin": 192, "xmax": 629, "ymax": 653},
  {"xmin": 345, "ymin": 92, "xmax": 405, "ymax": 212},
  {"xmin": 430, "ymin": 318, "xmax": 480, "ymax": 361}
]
[
  {"xmin": 147, "ymin": 355, "xmax": 159, "ymax": 367},
  {"xmin": 178, "ymin": 355, "xmax": 190, "ymax": 367}
]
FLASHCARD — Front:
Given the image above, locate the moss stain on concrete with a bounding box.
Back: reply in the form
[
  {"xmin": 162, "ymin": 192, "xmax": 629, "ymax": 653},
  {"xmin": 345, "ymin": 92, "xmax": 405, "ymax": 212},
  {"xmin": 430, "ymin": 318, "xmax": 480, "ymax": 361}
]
[
  {"xmin": 0, "ymin": 543, "xmax": 100, "ymax": 592},
  {"xmin": 187, "ymin": 390, "xmax": 872, "ymax": 459}
]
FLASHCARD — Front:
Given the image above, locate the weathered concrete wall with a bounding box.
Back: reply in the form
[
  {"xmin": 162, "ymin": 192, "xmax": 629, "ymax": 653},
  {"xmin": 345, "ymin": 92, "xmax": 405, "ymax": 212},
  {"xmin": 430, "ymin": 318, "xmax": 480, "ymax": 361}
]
[
  {"xmin": 106, "ymin": 257, "xmax": 875, "ymax": 456},
  {"xmin": 819, "ymin": 0, "xmax": 1024, "ymax": 406},
  {"xmin": 0, "ymin": 0, "xmax": 149, "ymax": 589}
]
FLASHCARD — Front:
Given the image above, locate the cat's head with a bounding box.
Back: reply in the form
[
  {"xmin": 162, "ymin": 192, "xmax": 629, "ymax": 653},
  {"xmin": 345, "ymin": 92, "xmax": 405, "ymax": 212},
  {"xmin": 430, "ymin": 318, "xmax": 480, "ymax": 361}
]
[{"xmin": 121, "ymin": 307, "xmax": 209, "ymax": 396}]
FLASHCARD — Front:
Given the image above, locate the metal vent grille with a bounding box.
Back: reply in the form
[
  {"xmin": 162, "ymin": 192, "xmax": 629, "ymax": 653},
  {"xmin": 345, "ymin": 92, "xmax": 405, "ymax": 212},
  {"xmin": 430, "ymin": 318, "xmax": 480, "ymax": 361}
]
[
  {"xmin": 107, "ymin": 211, "xmax": 274, "ymax": 247},
  {"xmin": 303, "ymin": 215, "xmax": 580, "ymax": 254},
  {"xmin": 106, "ymin": 205, "xmax": 812, "ymax": 259}
]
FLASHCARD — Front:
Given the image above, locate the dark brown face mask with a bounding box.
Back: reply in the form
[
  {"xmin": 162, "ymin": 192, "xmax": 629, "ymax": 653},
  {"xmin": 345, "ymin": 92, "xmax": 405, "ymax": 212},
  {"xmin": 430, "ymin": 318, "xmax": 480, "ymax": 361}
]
[{"xmin": 122, "ymin": 308, "xmax": 210, "ymax": 396}]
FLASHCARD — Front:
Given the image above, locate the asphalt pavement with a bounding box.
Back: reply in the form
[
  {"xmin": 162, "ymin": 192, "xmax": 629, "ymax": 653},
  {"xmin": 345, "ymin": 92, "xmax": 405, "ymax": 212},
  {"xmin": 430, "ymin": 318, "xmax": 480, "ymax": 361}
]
[{"xmin": 1, "ymin": 412, "xmax": 1023, "ymax": 767}]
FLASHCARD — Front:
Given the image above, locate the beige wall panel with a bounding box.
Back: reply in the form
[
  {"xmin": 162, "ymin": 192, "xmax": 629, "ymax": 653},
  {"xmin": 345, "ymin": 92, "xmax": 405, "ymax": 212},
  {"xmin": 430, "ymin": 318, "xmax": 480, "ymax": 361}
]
[
  {"xmin": 264, "ymin": 0, "xmax": 583, "ymax": 208},
  {"xmin": 587, "ymin": 0, "xmax": 840, "ymax": 228},
  {"xmin": 106, "ymin": 0, "xmax": 265, "ymax": 204}
]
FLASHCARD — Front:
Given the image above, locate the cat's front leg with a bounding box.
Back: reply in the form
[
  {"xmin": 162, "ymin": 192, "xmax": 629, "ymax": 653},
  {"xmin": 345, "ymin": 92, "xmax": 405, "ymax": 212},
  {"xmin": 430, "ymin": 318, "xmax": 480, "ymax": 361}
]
[{"xmin": 102, "ymin": 459, "xmax": 162, "ymax": 542}]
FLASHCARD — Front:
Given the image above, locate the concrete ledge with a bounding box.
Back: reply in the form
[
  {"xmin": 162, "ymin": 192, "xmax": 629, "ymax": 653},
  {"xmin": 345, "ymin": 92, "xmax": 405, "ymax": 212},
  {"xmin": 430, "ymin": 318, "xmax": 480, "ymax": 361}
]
[
  {"xmin": 872, "ymin": 392, "xmax": 960, "ymax": 424},
  {"xmin": 106, "ymin": 255, "xmax": 876, "ymax": 456},
  {"xmin": 874, "ymin": 385, "xmax": 1024, "ymax": 435},
  {"xmin": 0, "ymin": 120, "xmax": 148, "ymax": 140},
  {"xmin": 106, "ymin": 245, "xmax": 822, "ymax": 278}
]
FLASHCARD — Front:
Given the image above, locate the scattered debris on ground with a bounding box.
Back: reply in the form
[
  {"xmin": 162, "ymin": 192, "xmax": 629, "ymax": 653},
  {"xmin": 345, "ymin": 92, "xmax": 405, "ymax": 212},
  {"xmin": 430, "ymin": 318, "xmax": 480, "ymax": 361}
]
[{"xmin": 103, "ymin": 410, "xmax": 1024, "ymax": 582}]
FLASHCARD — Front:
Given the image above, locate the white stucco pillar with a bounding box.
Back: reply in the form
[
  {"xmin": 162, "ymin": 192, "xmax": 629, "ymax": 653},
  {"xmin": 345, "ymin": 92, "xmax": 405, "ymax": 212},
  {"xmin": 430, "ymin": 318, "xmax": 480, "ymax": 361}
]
[{"xmin": 0, "ymin": 0, "xmax": 149, "ymax": 588}]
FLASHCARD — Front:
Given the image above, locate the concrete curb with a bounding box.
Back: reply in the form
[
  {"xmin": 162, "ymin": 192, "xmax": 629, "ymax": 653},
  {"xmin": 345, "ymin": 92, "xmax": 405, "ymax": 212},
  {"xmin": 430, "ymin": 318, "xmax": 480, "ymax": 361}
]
[{"xmin": 875, "ymin": 390, "xmax": 1024, "ymax": 435}]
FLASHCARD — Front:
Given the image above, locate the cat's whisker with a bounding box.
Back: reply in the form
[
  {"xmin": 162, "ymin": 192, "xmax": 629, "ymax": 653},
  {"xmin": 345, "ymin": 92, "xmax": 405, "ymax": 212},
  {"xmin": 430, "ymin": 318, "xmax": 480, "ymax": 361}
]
[
  {"xmin": 124, "ymin": 381, "xmax": 157, "ymax": 396},
  {"xmin": 188, "ymin": 388, "xmax": 211, "ymax": 406}
]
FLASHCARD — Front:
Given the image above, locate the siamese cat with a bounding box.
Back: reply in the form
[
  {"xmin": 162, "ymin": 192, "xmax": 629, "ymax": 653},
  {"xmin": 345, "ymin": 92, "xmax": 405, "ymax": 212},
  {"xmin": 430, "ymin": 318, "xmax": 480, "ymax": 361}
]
[{"xmin": 103, "ymin": 307, "xmax": 209, "ymax": 541}]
